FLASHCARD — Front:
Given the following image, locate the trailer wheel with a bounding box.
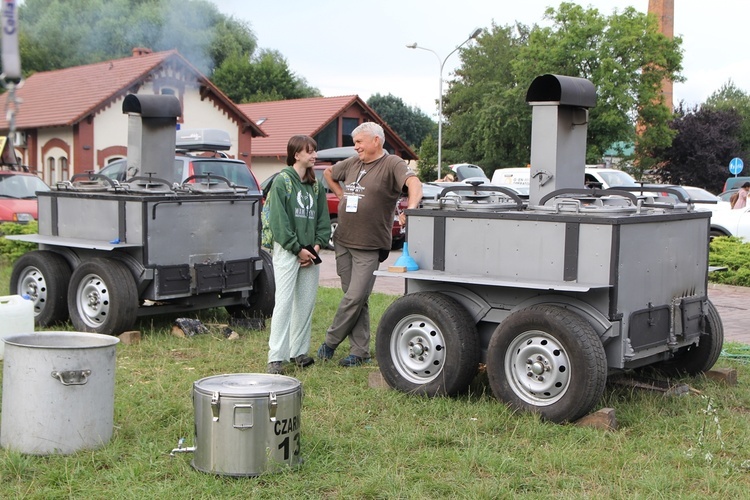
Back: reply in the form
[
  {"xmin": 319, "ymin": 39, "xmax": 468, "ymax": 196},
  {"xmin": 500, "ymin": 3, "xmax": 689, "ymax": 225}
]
[
  {"xmin": 67, "ymin": 258, "xmax": 137, "ymax": 335},
  {"xmin": 654, "ymin": 299, "xmax": 724, "ymax": 376},
  {"xmin": 10, "ymin": 250, "xmax": 71, "ymax": 327},
  {"xmin": 226, "ymin": 249, "xmax": 275, "ymax": 319},
  {"xmin": 375, "ymin": 292, "xmax": 480, "ymax": 396},
  {"xmin": 487, "ymin": 305, "xmax": 607, "ymax": 423}
]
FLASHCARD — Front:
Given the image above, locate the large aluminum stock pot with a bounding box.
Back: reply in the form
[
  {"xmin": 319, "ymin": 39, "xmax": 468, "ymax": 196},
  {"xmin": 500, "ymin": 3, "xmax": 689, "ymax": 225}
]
[{"xmin": 1, "ymin": 331, "xmax": 119, "ymax": 455}]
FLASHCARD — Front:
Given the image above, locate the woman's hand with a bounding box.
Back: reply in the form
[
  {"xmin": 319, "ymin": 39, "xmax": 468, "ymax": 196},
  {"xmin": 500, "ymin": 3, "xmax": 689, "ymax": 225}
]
[{"xmin": 298, "ymin": 248, "xmax": 315, "ymax": 267}]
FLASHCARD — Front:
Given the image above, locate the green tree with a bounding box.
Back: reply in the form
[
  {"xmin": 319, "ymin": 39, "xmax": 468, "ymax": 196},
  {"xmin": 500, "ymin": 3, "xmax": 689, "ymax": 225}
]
[
  {"xmin": 442, "ymin": 22, "xmax": 529, "ymax": 174},
  {"xmin": 516, "ymin": 3, "xmax": 682, "ymax": 174},
  {"xmin": 416, "ymin": 134, "xmax": 438, "ymax": 181},
  {"xmin": 212, "ymin": 49, "xmax": 319, "ymax": 103},
  {"xmin": 443, "ymin": 3, "xmax": 683, "ymax": 176},
  {"xmin": 366, "ymin": 93, "xmax": 434, "ymax": 149},
  {"xmin": 703, "ymin": 80, "xmax": 750, "ymax": 154},
  {"xmin": 17, "ymin": 0, "xmax": 256, "ymax": 75}
]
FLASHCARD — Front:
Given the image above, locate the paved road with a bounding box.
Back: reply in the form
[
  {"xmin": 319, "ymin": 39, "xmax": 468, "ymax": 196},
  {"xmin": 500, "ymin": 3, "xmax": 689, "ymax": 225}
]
[{"xmin": 317, "ymin": 249, "xmax": 749, "ymax": 345}]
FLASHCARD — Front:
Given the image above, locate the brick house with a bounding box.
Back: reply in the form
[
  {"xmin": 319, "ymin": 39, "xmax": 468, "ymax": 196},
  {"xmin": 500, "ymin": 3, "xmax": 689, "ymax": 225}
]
[
  {"xmin": 237, "ymin": 96, "xmax": 417, "ymax": 183},
  {"xmin": 0, "ymin": 48, "xmax": 265, "ymax": 185}
]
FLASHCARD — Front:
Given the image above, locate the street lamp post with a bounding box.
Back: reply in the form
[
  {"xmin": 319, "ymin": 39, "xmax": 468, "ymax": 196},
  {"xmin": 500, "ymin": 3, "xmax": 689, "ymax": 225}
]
[{"xmin": 407, "ymin": 28, "xmax": 481, "ymax": 180}]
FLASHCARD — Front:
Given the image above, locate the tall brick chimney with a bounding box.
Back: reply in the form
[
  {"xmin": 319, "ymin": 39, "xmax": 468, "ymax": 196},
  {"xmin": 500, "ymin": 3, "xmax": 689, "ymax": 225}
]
[{"xmin": 648, "ymin": 0, "xmax": 674, "ymax": 109}]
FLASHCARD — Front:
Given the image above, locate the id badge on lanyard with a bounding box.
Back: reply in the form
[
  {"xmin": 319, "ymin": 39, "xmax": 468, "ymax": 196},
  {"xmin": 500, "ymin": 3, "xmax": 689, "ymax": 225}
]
[{"xmin": 345, "ymin": 168, "xmax": 367, "ymax": 213}]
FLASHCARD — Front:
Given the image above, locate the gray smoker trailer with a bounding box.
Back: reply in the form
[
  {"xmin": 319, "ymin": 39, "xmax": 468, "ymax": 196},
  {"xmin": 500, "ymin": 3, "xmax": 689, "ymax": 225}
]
[
  {"xmin": 375, "ymin": 75, "xmax": 722, "ymax": 423},
  {"xmin": 8, "ymin": 94, "xmax": 274, "ymax": 335}
]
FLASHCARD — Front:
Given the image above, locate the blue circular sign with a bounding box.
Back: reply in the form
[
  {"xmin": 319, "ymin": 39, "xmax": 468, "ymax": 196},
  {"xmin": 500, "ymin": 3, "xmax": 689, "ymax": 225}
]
[{"xmin": 729, "ymin": 157, "xmax": 744, "ymax": 175}]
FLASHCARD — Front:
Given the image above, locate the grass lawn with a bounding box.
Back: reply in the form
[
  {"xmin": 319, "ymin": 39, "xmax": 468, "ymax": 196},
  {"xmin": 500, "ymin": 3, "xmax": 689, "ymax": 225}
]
[{"xmin": 0, "ymin": 261, "xmax": 749, "ymax": 497}]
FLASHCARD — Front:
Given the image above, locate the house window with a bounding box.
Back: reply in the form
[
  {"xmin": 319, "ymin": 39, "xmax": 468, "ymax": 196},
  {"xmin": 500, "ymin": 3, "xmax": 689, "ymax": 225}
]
[
  {"xmin": 342, "ymin": 118, "xmax": 359, "ymax": 147},
  {"xmin": 59, "ymin": 157, "xmax": 69, "ymax": 181},
  {"xmin": 47, "ymin": 157, "xmax": 56, "ymax": 184},
  {"xmin": 161, "ymin": 88, "xmax": 176, "ymax": 96},
  {"xmin": 315, "ymin": 121, "xmax": 337, "ymax": 150}
]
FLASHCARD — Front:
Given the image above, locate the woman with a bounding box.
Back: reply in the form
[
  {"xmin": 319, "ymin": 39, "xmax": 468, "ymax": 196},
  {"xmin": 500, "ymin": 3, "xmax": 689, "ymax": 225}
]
[
  {"xmin": 733, "ymin": 182, "xmax": 750, "ymax": 210},
  {"xmin": 266, "ymin": 135, "xmax": 331, "ymax": 374}
]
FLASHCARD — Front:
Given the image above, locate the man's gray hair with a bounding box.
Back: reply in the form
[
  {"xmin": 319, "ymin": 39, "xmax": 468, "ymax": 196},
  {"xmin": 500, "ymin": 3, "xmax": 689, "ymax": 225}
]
[{"xmin": 352, "ymin": 122, "xmax": 385, "ymax": 144}]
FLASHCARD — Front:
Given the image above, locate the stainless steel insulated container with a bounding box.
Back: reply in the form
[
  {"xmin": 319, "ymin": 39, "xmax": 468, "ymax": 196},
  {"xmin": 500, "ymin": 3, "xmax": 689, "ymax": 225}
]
[
  {"xmin": 1, "ymin": 332, "xmax": 119, "ymax": 455},
  {"xmin": 191, "ymin": 373, "xmax": 302, "ymax": 476}
]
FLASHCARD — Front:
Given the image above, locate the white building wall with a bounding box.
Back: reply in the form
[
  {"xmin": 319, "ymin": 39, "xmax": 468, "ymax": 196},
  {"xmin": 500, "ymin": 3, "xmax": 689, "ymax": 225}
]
[
  {"xmin": 94, "ymin": 97, "xmax": 129, "ymax": 168},
  {"xmin": 38, "ymin": 127, "xmax": 73, "ymax": 185},
  {"xmin": 181, "ymin": 91, "xmax": 240, "ymax": 159},
  {"xmin": 252, "ymin": 157, "xmax": 287, "ymax": 184}
]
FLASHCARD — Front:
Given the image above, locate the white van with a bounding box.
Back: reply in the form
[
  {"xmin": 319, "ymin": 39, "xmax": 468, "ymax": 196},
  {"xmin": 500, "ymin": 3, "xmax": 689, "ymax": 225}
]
[
  {"xmin": 491, "ymin": 167, "xmax": 531, "ymax": 187},
  {"xmin": 491, "ymin": 166, "xmax": 638, "ymax": 190}
]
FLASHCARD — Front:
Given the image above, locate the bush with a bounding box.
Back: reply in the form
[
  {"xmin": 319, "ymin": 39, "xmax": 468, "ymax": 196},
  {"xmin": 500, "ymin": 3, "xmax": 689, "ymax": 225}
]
[
  {"xmin": 0, "ymin": 222, "xmax": 38, "ymax": 263},
  {"xmin": 709, "ymin": 236, "xmax": 750, "ymax": 286}
]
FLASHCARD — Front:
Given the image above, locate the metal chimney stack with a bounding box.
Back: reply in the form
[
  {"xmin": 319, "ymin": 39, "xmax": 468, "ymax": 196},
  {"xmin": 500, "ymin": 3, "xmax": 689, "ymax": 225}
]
[
  {"xmin": 122, "ymin": 94, "xmax": 182, "ymax": 181},
  {"xmin": 525, "ymin": 75, "xmax": 597, "ymax": 206}
]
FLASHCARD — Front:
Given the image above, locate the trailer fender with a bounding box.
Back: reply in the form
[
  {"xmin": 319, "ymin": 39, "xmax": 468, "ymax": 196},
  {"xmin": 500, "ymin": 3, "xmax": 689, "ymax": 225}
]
[
  {"xmin": 511, "ymin": 294, "xmax": 615, "ymax": 344},
  {"xmin": 423, "ymin": 285, "xmax": 492, "ymax": 323}
]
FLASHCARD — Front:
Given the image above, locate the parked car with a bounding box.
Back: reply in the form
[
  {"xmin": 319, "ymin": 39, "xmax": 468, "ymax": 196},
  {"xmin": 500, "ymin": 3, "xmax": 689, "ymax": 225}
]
[
  {"xmin": 487, "ymin": 165, "xmax": 640, "ymax": 191},
  {"xmin": 722, "ymin": 176, "xmax": 750, "ymax": 193},
  {"xmin": 99, "ymin": 155, "xmax": 260, "ymax": 192},
  {"xmin": 99, "ymin": 129, "xmax": 261, "ymax": 192},
  {"xmin": 448, "ymin": 163, "xmax": 489, "ymax": 182},
  {"xmin": 708, "ymin": 204, "xmax": 750, "ymax": 239},
  {"xmin": 584, "ymin": 166, "xmax": 639, "ymax": 189},
  {"xmin": 718, "ymin": 189, "xmax": 737, "ymax": 203},
  {"xmin": 0, "ymin": 170, "xmax": 51, "ymax": 223},
  {"xmin": 680, "ymin": 186, "xmax": 729, "ymax": 211},
  {"xmin": 491, "ymin": 167, "xmax": 531, "ymax": 187}
]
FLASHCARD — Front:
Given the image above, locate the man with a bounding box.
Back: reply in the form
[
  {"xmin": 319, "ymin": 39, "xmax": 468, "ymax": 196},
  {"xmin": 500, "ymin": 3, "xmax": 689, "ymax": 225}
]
[{"xmin": 319, "ymin": 122, "xmax": 422, "ymax": 367}]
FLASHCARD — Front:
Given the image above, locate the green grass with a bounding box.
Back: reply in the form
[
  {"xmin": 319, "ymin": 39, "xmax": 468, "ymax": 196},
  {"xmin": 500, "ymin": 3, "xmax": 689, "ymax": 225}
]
[
  {"xmin": 0, "ymin": 269, "xmax": 749, "ymax": 497},
  {"xmin": 2, "ymin": 239, "xmax": 750, "ymax": 497}
]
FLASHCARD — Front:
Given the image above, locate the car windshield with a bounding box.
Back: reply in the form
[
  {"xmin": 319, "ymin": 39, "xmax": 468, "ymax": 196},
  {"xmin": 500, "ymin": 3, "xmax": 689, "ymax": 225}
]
[
  {"xmin": 598, "ymin": 171, "xmax": 638, "ymax": 187},
  {"xmin": 683, "ymin": 186, "xmax": 719, "ymax": 202},
  {"xmin": 191, "ymin": 160, "xmax": 259, "ymax": 191},
  {"xmin": 0, "ymin": 173, "xmax": 50, "ymax": 198}
]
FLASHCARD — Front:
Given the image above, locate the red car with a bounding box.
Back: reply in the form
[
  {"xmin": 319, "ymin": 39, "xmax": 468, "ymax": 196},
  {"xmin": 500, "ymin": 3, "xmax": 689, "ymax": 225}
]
[{"xmin": 0, "ymin": 170, "xmax": 51, "ymax": 223}]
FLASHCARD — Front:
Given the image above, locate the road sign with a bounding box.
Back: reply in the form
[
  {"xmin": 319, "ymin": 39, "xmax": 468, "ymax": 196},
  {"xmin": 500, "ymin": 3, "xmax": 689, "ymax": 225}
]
[{"xmin": 729, "ymin": 157, "xmax": 744, "ymax": 176}]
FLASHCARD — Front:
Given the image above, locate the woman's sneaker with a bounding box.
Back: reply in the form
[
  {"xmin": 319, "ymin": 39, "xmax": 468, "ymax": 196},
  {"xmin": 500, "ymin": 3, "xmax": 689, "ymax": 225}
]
[{"xmin": 291, "ymin": 354, "xmax": 315, "ymax": 368}]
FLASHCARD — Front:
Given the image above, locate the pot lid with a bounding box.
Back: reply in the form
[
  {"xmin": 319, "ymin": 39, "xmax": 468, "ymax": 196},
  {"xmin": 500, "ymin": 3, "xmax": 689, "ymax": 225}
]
[{"xmin": 194, "ymin": 373, "xmax": 301, "ymax": 397}]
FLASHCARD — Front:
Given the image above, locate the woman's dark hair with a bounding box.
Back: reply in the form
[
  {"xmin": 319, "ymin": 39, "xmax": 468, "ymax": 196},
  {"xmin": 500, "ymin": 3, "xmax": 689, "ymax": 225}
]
[
  {"xmin": 742, "ymin": 182, "xmax": 750, "ymax": 188},
  {"xmin": 286, "ymin": 135, "xmax": 318, "ymax": 184}
]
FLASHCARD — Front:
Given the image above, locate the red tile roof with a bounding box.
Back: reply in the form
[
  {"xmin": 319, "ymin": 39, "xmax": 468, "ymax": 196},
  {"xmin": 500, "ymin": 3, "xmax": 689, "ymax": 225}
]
[
  {"xmin": 0, "ymin": 50, "xmax": 265, "ymax": 136},
  {"xmin": 238, "ymin": 95, "xmax": 416, "ymax": 159}
]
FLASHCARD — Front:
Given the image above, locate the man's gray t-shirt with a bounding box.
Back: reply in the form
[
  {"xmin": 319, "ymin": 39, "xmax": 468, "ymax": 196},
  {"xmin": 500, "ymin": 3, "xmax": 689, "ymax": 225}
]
[{"xmin": 330, "ymin": 154, "xmax": 414, "ymax": 250}]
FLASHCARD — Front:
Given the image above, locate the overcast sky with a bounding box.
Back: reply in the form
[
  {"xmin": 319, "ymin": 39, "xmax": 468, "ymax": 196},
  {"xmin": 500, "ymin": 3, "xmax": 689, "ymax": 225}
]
[{"xmin": 210, "ymin": 0, "xmax": 748, "ymax": 118}]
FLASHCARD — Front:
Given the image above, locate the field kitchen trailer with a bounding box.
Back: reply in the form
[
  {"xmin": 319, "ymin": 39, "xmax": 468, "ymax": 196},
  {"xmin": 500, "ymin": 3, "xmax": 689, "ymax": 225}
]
[
  {"xmin": 375, "ymin": 75, "xmax": 723, "ymax": 423},
  {"xmin": 8, "ymin": 94, "xmax": 274, "ymax": 335}
]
